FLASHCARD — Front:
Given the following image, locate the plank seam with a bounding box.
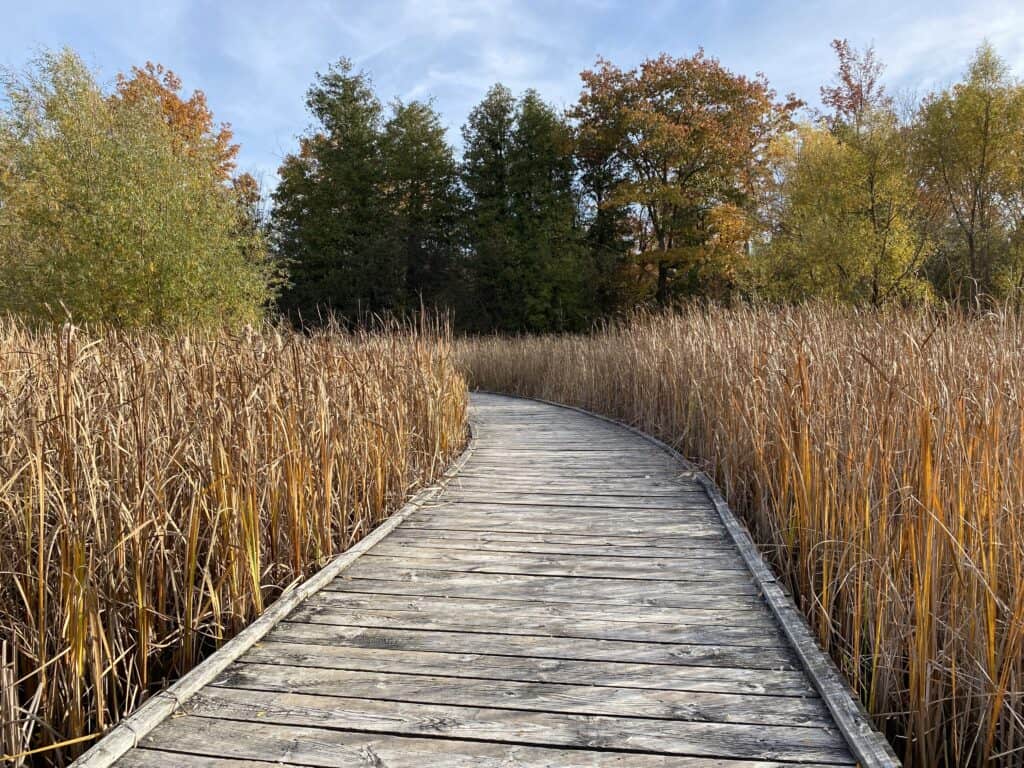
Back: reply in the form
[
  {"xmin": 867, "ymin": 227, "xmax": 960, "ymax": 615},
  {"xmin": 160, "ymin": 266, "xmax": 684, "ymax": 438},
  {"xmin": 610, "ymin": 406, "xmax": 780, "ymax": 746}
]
[
  {"xmin": 69, "ymin": 421, "xmax": 479, "ymax": 768},
  {"xmin": 475, "ymin": 390, "xmax": 901, "ymax": 768}
]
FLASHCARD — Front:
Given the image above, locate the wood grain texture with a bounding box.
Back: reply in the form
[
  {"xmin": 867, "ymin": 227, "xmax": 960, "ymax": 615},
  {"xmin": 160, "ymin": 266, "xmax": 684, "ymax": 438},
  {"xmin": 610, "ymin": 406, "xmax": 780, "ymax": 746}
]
[
  {"xmin": 182, "ymin": 687, "xmax": 854, "ymax": 764},
  {"xmin": 239, "ymin": 641, "xmax": 815, "ymax": 696},
  {"xmin": 322, "ymin": 576, "xmax": 766, "ymax": 609},
  {"xmin": 287, "ymin": 603, "xmax": 785, "ymax": 646},
  {"xmin": 268, "ymin": 621, "xmax": 800, "ymax": 669},
  {"xmin": 101, "ymin": 392, "xmax": 896, "ymax": 767},
  {"xmin": 305, "ymin": 590, "xmax": 775, "ymax": 624},
  {"xmin": 211, "ymin": 663, "xmax": 831, "ymax": 726},
  {"xmin": 129, "ymin": 718, "xmax": 854, "ymax": 767}
]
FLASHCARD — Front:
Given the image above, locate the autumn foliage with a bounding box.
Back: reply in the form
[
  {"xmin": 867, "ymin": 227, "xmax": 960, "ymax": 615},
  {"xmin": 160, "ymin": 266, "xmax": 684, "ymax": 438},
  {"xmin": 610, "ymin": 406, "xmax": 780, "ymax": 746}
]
[
  {"xmin": 0, "ymin": 51, "xmax": 275, "ymax": 328},
  {"xmin": 113, "ymin": 61, "xmax": 239, "ymax": 180},
  {"xmin": 572, "ymin": 51, "xmax": 801, "ymax": 302}
]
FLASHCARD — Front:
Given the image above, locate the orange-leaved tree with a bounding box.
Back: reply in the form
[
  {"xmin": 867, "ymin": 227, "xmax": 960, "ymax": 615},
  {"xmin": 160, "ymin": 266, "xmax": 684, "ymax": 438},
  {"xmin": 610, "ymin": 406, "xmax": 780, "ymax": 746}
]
[
  {"xmin": 113, "ymin": 63, "xmax": 266, "ymax": 254},
  {"xmin": 112, "ymin": 62, "xmax": 239, "ymax": 180},
  {"xmin": 571, "ymin": 51, "xmax": 801, "ymax": 304}
]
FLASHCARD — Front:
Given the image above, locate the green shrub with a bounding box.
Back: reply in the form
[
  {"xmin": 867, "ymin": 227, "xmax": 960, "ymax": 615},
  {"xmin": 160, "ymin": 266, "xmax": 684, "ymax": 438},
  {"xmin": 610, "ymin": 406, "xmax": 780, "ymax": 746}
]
[{"xmin": 0, "ymin": 49, "xmax": 277, "ymax": 327}]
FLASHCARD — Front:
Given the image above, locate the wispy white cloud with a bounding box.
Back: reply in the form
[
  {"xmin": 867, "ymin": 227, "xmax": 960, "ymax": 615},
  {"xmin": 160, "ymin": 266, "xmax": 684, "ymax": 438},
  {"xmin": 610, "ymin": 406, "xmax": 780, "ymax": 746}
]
[{"xmin": 2, "ymin": 0, "xmax": 1023, "ymax": 182}]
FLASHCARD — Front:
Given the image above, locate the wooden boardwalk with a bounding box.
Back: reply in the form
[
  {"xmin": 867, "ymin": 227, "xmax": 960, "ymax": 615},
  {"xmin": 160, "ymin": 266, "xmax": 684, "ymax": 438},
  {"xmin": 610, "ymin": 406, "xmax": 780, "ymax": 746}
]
[{"xmin": 90, "ymin": 393, "xmax": 897, "ymax": 767}]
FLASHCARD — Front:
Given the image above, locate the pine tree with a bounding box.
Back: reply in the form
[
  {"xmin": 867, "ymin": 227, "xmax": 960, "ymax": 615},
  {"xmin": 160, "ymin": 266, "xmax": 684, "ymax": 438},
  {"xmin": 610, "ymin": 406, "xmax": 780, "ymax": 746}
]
[
  {"xmin": 271, "ymin": 59, "xmax": 388, "ymax": 322},
  {"xmin": 272, "ymin": 62, "xmax": 464, "ymax": 323},
  {"xmin": 509, "ymin": 90, "xmax": 592, "ymax": 330},
  {"xmin": 380, "ymin": 100, "xmax": 464, "ymax": 313},
  {"xmin": 461, "ymin": 85, "xmax": 593, "ymax": 331}
]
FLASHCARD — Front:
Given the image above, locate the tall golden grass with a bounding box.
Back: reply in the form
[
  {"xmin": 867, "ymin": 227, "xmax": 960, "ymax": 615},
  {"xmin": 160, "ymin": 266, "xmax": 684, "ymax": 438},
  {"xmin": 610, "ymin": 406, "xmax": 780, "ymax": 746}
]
[
  {"xmin": 0, "ymin": 320, "xmax": 467, "ymax": 766},
  {"xmin": 459, "ymin": 305, "xmax": 1024, "ymax": 768}
]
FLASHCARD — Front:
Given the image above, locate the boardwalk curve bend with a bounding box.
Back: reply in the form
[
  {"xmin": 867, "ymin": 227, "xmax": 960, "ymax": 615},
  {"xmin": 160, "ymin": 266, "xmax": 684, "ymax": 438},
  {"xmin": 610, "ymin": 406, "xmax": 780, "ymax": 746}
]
[{"xmin": 76, "ymin": 392, "xmax": 899, "ymax": 768}]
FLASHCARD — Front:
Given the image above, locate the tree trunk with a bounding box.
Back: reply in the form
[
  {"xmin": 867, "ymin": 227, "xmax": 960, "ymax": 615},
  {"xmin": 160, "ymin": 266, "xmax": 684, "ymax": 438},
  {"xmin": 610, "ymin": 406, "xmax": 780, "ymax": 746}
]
[{"xmin": 656, "ymin": 260, "xmax": 671, "ymax": 305}]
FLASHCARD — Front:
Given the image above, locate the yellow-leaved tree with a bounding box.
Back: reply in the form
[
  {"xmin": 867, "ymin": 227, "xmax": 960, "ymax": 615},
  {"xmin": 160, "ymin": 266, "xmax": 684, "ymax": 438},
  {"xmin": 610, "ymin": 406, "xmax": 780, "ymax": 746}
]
[
  {"xmin": 761, "ymin": 41, "xmax": 936, "ymax": 305},
  {"xmin": 0, "ymin": 49, "xmax": 277, "ymax": 327}
]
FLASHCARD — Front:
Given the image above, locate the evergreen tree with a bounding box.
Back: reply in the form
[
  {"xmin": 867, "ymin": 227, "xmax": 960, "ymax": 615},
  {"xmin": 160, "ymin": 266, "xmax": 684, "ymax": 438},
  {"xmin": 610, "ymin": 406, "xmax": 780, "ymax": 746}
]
[
  {"xmin": 272, "ymin": 61, "xmax": 463, "ymax": 323},
  {"xmin": 461, "ymin": 85, "xmax": 592, "ymax": 332},
  {"xmin": 380, "ymin": 100, "xmax": 464, "ymax": 313},
  {"xmin": 571, "ymin": 72, "xmax": 636, "ymax": 315},
  {"xmin": 460, "ymin": 85, "xmax": 518, "ymax": 330},
  {"xmin": 509, "ymin": 91, "xmax": 592, "ymax": 330},
  {"xmin": 272, "ymin": 59, "xmax": 388, "ymax": 322}
]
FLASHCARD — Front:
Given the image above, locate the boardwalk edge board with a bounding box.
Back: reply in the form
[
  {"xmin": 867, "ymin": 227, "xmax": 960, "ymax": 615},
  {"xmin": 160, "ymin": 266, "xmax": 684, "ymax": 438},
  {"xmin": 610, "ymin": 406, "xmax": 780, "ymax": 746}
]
[
  {"xmin": 69, "ymin": 424, "xmax": 479, "ymax": 768},
  {"xmin": 477, "ymin": 390, "xmax": 901, "ymax": 768}
]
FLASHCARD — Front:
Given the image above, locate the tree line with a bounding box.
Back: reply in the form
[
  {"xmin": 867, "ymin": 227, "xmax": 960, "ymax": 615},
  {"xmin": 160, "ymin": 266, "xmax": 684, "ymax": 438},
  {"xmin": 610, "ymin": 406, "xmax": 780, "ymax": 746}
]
[
  {"xmin": 3, "ymin": 42, "xmax": 1024, "ymax": 331},
  {"xmin": 271, "ymin": 51, "xmax": 799, "ymax": 330},
  {"xmin": 274, "ymin": 41, "xmax": 1024, "ymax": 329}
]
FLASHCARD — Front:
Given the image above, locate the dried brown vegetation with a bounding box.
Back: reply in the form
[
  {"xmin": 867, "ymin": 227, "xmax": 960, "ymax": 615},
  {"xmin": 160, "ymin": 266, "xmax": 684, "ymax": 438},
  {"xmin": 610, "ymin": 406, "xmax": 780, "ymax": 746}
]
[
  {"xmin": 0, "ymin": 321, "xmax": 467, "ymax": 766},
  {"xmin": 459, "ymin": 306, "xmax": 1024, "ymax": 767}
]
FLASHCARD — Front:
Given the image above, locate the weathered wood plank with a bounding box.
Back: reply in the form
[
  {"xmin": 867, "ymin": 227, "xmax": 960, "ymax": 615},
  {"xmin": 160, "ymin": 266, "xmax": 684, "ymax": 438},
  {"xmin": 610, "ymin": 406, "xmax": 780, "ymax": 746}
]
[
  {"xmin": 466, "ymin": 459, "xmax": 680, "ymax": 470},
  {"xmin": 337, "ymin": 565, "xmax": 758, "ymax": 592},
  {"xmin": 307, "ymin": 590, "xmax": 774, "ymax": 625},
  {"xmin": 460, "ymin": 466, "xmax": 678, "ymax": 475},
  {"xmin": 268, "ymin": 622, "xmax": 800, "ymax": 669},
  {"xmin": 400, "ymin": 516, "xmax": 728, "ymax": 536},
  {"xmin": 181, "ymin": 687, "xmax": 855, "ymax": 764},
  {"xmin": 389, "ymin": 527, "xmax": 737, "ymax": 550},
  {"xmin": 289, "ymin": 602, "xmax": 784, "ymax": 646},
  {"xmin": 241, "ymin": 641, "xmax": 815, "ymax": 696},
  {"xmin": 439, "ymin": 492, "xmax": 706, "ymax": 508},
  {"xmin": 410, "ymin": 514, "xmax": 723, "ymax": 531},
  {"xmin": 356, "ymin": 551, "xmax": 749, "ymax": 581},
  {"xmin": 408, "ymin": 520, "xmax": 727, "ymax": 537},
  {"xmin": 366, "ymin": 543, "xmax": 750, "ymax": 570},
  {"xmin": 323, "ymin": 581, "xmax": 765, "ymax": 614},
  {"xmin": 213, "ymin": 663, "xmax": 831, "ymax": 726},
  {"xmin": 415, "ymin": 503, "xmax": 717, "ymax": 519},
  {"xmin": 451, "ymin": 474, "xmax": 692, "ymax": 485},
  {"xmin": 327, "ymin": 574, "xmax": 764, "ymax": 609},
  {"xmin": 134, "ymin": 718, "xmax": 852, "ymax": 768},
  {"xmin": 117, "ymin": 752, "xmax": 308, "ymax": 768},
  {"xmin": 384, "ymin": 530, "xmax": 740, "ymax": 556},
  {"xmin": 450, "ymin": 483, "xmax": 690, "ymax": 496}
]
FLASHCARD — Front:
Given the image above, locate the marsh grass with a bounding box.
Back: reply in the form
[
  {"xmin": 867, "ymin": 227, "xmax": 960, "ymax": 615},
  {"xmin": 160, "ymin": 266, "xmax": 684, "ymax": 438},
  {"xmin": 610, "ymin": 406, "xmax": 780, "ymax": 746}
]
[
  {"xmin": 460, "ymin": 305, "xmax": 1024, "ymax": 767},
  {"xmin": 0, "ymin": 320, "xmax": 467, "ymax": 766}
]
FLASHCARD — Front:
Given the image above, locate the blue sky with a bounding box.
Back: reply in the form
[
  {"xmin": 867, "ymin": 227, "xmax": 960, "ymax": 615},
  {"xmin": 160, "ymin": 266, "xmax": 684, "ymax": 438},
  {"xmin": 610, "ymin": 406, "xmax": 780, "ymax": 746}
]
[{"xmin": 3, "ymin": 1, "xmax": 1022, "ymax": 185}]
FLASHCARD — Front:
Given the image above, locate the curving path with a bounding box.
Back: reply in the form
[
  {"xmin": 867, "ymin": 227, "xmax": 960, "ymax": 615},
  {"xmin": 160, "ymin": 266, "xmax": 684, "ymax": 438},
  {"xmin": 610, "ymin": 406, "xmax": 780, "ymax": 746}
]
[{"xmin": 93, "ymin": 393, "xmax": 897, "ymax": 767}]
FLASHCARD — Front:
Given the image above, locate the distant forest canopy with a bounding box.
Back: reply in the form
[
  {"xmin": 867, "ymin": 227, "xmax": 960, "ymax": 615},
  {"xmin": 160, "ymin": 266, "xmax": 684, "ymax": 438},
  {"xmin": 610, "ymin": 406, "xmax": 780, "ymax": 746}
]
[
  {"xmin": 3, "ymin": 40, "xmax": 1024, "ymax": 331},
  {"xmin": 272, "ymin": 39, "xmax": 1024, "ymax": 330}
]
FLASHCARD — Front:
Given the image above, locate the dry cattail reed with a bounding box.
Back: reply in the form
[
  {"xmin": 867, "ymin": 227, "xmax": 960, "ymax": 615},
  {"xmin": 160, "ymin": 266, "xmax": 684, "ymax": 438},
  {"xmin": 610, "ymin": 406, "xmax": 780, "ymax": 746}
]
[{"xmin": 0, "ymin": 319, "xmax": 467, "ymax": 766}]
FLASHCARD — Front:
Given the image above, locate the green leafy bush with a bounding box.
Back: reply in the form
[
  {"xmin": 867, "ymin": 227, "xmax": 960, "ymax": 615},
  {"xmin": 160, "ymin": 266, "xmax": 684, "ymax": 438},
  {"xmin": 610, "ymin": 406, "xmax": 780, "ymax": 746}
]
[{"xmin": 0, "ymin": 49, "xmax": 277, "ymax": 327}]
